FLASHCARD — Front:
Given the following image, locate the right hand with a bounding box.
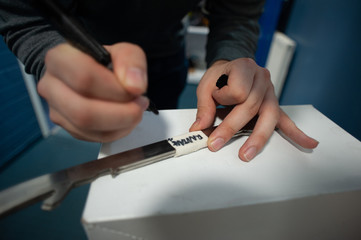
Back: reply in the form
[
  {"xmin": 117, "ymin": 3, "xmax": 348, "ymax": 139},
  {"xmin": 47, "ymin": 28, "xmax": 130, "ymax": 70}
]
[{"xmin": 37, "ymin": 42, "xmax": 150, "ymax": 142}]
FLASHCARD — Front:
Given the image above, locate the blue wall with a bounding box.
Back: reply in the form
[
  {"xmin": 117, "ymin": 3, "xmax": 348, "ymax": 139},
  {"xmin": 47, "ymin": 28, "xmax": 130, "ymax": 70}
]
[
  {"xmin": 0, "ymin": 40, "xmax": 41, "ymax": 166},
  {"xmin": 256, "ymin": 0, "xmax": 283, "ymax": 67},
  {"xmin": 280, "ymin": 0, "xmax": 361, "ymax": 141}
]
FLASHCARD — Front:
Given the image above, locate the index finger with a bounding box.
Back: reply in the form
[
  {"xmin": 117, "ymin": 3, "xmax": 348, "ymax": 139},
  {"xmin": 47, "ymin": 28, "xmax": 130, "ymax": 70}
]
[
  {"xmin": 212, "ymin": 58, "xmax": 256, "ymax": 106},
  {"xmin": 45, "ymin": 43, "xmax": 137, "ymax": 102}
]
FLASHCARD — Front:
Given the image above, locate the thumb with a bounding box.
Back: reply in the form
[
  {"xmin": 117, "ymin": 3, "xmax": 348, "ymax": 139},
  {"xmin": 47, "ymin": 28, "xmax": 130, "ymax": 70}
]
[
  {"xmin": 106, "ymin": 43, "xmax": 148, "ymax": 96},
  {"xmin": 189, "ymin": 91, "xmax": 217, "ymax": 132}
]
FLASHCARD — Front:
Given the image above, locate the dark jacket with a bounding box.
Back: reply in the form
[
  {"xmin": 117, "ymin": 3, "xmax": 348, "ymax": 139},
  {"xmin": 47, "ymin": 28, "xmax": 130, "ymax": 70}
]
[{"xmin": 0, "ymin": 0, "xmax": 264, "ymax": 80}]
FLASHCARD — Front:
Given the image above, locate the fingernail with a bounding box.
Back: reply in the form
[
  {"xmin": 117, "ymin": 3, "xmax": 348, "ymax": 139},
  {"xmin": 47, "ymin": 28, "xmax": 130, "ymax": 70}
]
[
  {"xmin": 210, "ymin": 138, "xmax": 225, "ymax": 151},
  {"xmin": 190, "ymin": 118, "xmax": 201, "ymax": 130},
  {"xmin": 126, "ymin": 67, "xmax": 146, "ymax": 90},
  {"xmin": 135, "ymin": 96, "xmax": 149, "ymax": 111},
  {"xmin": 244, "ymin": 146, "xmax": 257, "ymax": 161}
]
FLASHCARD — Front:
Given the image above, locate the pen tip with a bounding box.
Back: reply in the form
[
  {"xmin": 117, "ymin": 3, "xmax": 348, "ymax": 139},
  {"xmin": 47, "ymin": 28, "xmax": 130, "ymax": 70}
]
[{"xmin": 147, "ymin": 100, "xmax": 159, "ymax": 115}]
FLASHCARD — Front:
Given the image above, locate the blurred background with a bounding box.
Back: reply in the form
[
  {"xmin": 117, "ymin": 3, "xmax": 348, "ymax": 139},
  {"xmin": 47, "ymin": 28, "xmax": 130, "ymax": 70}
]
[{"xmin": 1, "ymin": 0, "xmax": 360, "ymax": 239}]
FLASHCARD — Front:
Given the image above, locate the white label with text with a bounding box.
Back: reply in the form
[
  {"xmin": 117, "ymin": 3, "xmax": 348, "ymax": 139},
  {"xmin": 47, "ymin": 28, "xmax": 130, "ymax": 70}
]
[{"xmin": 167, "ymin": 131, "xmax": 208, "ymax": 157}]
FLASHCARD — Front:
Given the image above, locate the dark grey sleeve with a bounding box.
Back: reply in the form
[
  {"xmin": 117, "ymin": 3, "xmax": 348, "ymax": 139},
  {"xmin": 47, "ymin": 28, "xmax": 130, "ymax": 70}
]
[
  {"xmin": 0, "ymin": 0, "xmax": 66, "ymax": 80},
  {"xmin": 204, "ymin": 0, "xmax": 265, "ymax": 67}
]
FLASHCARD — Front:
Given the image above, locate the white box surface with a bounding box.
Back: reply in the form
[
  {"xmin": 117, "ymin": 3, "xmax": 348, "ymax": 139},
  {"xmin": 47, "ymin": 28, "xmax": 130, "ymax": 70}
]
[{"xmin": 82, "ymin": 105, "xmax": 361, "ymax": 240}]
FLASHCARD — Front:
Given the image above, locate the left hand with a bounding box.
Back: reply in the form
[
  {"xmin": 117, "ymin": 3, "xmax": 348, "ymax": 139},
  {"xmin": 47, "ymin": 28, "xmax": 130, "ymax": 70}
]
[{"xmin": 190, "ymin": 58, "xmax": 319, "ymax": 161}]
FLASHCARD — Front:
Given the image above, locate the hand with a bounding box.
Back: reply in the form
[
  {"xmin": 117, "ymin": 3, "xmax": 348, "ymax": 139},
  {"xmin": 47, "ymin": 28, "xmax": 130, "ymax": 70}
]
[
  {"xmin": 190, "ymin": 58, "xmax": 319, "ymax": 161},
  {"xmin": 37, "ymin": 42, "xmax": 149, "ymax": 142}
]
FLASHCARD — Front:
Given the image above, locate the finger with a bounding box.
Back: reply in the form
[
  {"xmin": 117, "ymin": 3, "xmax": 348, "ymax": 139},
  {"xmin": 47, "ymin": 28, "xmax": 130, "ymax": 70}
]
[
  {"xmin": 277, "ymin": 110, "xmax": 319, "ymax": 149},
  {"xmin": 207, "ymin": 69, "xmax": 269, "ymax": 151},
  {"xmin": 107, "ymin": 43, "xmax": 148, "ymax": 96},
  {"xmin": 50, "ymin": 108, "xmax": 134, "ymax": 142},
  {"xmin": 189, "ymin": 80, "xmax": 217, "ymax": 132},
  {"xmin": 238, "ymin": 86, "xmax": 280, "ymax": 161},
  {"xmin": 45, "ymin": 43, "xmax": 135, "ymax": 102},
  {"xmin": 39, "ymin": 74, "xmax": 149, "ymax": 132},
  {"xmin": 212, "ymin": 58, "xmax": 258, "ymax": 105}
]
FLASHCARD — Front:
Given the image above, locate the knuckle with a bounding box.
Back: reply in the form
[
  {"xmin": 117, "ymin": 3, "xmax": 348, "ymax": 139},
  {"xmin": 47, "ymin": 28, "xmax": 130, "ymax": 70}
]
[
  {"xmin": 254, "ymin": 133, "xmax": 269, "ymax": 146},
  {"xmin": 246, "ymin": 101, "xmax": 260, "ymax": 117},
  {"xmin": 261, "ymin": 67, "xmax": 271, "ymax": 80},
  {"xmin": 271, "ymin": 108, "xmax": 281, "ymax": 123},
  {"xmin": 71, "ymin": 70, "xmax": 93, "ymax": 92},
  {"xmin": 197, "ymin": 105, "xmax": 216, "ymax": 117},
  {"xmin": 44, "ymin": 44, "xmax": 66, "ymax": 65},
  {"xmin": 37, "ymin": 79, "xmax": 46, "ymax": 97},
  {"xmin": 49, "ymin": 110, "xmax": 61, "ymax": 126},
  {"xmin": 220, "ymin": 124, "xmax": 240, "ymax": 138},
  {"xmin": 236, "ymin": 57, "xmax": 255, "ymax": 68},
  {"xmin": 44, "ymin": 48, "xmax": 56, "ymax": 65},
  {"xmin": 230, "ymin": 88, "xmax": 248, "ymax": 103},
  {"xmin": 70, "ymin": 106, "xmax": 94, "ymax": 129},
  {"xmin": 268, "ymin": 82, "xmax": 276, "ymax": 93}
]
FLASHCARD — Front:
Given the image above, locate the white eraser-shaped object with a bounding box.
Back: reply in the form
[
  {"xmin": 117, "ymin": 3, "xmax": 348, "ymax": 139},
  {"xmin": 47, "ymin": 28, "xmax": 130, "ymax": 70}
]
[{"xmin": 167, "ymin": 131, "xmax": 209, "ymax": 157}]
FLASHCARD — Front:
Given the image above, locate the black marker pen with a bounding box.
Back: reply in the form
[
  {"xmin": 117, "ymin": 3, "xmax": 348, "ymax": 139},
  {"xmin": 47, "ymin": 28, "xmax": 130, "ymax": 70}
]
[
  {"xmin": 216, "ymin": 74, "xmax": 229, "ymax": 89},
  {"xmin": 32, "ymin": 0, "xmax": 159, "ymax": 115}
]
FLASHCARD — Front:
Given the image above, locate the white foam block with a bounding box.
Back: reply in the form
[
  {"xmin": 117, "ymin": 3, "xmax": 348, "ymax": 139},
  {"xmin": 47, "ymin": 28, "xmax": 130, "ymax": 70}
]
[{"xmin": 82, "ymin": 105, "xmax": 361, "ymax": 240}]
